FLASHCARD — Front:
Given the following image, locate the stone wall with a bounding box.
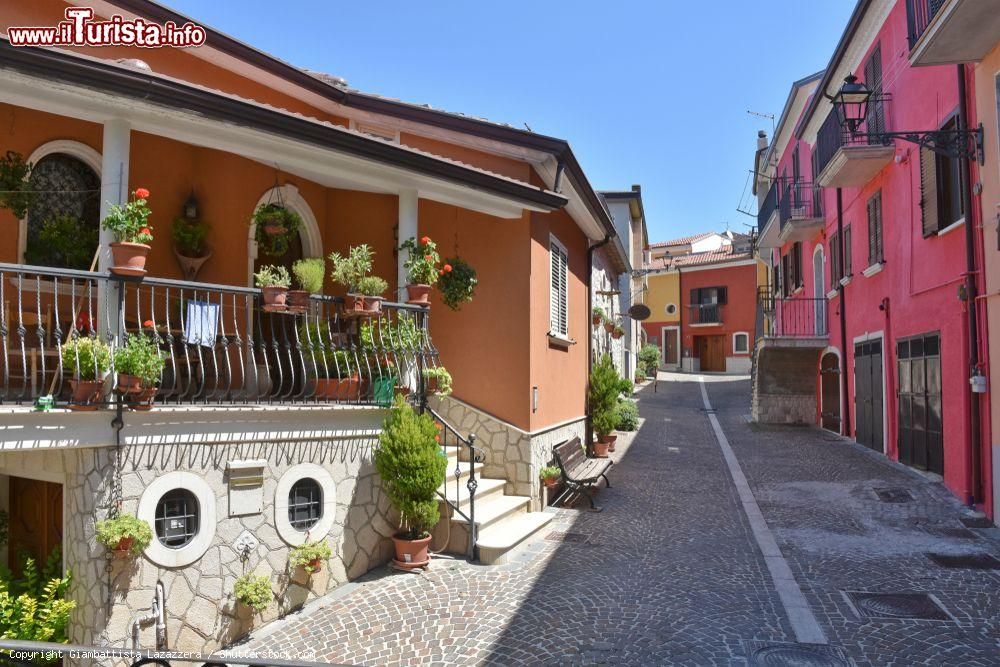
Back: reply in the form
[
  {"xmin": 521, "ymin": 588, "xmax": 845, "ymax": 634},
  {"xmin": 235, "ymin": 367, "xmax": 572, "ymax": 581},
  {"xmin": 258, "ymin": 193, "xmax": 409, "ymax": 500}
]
[
  {"xmin": 0, "ymin": 407, "xmax": 395, "ymax": 653},
  {"xmin": 430, "ymin": 396, "xmax": 585, "ymax": 509},
  {"xmin": 752, "ymin": 346, "xmax": 821, "ymax": 424}
]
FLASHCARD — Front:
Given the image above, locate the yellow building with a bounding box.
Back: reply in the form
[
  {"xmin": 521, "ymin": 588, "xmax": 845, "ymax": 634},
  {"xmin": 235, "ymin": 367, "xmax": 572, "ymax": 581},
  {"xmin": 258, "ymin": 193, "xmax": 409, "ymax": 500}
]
[{"xmin": 642, "ymin": 268, "xmax": 681, "ymax": 369}]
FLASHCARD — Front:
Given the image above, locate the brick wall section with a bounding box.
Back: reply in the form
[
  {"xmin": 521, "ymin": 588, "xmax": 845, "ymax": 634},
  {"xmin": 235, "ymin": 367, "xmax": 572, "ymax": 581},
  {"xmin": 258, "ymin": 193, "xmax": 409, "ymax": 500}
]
[{"xmin": 752, "ymin": 347, "xmax": 822, "ymax": 424}]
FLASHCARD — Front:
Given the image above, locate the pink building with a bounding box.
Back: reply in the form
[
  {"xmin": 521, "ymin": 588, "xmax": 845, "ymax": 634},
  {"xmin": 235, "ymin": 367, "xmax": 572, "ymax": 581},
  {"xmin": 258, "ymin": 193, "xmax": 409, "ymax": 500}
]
[{"xmin": 753, "ymin": 1, "xmax": 993, "ymax": 519}]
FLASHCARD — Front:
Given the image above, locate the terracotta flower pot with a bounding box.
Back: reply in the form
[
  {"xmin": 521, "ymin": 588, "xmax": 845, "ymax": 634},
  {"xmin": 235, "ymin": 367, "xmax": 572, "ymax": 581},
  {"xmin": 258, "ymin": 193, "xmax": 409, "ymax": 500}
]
[
  {"xmin": 261, "ymin": 285, "xmax": 288, "ymax": 311},
  {"xmin": 68, "ymin": 379, "xmax": 104, "ymax": 410},
  {"xmin": 405, "ymin": 284, "xmax": 432, "ymax": 306},
  {"xmin": 117, "ymin": 373, "xmax": 143, "ymax": 395},
  {"xmin": 593, "ymin": 440, "xmax": 610, "ymax": 458},
  {"xmin": 365, "ymin": 296, "xmax": 384, "ymax": 316},
  {"xmin": 128, "ymin": 386, "xmax": 158, "ymax": 411},
  {"xmin": 286, "ymin": 290, "xmax": 310, "ymax": 314},
  {"xmin": 113, "ymin": 536, "xmax": 135, "ymax": 557},
  {"xmin": 391, "ymin": 533, "xmax": 432, "ymax": 569},
  {"xmin": 592, "ymin": 314, "xmax": 603, "ymax": 326},
  {"xmin": 263, "ymin": 222, "xmax": 285, "ymax": 236},
  {"xmin": 603, "ymin": 322, "xmax": 615, "ymax": 334},
  {"xmin": 109, "ymin": 242, "xmax": 150, "ymax": 277},
  {"xmin": 314, "ymin": 375, "xmax": 360, "ymax": 401},
  {"xmin": 542, "ymin": 476, "xmax": 560, "ymax": 489},
  {"xmin": 307, "ymin": 557, "xmax": 323, "ymax": 573},
  {"xmin": 612, "ymin": 331, "xmax": 624, "ymax": 340},
  {"xmin": 604, "ymin": 433, "xmax": 618, "ymax": 452}
]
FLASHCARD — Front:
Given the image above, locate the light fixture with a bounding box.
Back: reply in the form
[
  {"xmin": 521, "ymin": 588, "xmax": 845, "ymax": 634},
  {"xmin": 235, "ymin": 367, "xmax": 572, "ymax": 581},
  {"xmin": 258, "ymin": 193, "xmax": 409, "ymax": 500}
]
[
  {"xmin": 183, "ymin": 190, "xmax": 199, "ymax": 219},
  {"xmin": 831, "ymin": 75, "xmax": 871, "ymax": 135}
]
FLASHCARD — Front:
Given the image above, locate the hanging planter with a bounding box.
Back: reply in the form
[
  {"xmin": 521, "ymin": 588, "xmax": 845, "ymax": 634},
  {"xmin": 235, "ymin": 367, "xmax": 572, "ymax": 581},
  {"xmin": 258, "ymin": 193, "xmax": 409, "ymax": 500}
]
[
  {"xmin": 252, "ymin": 199, "xmax": 302, "ymax": 258},
  {"xmin": 592, "ymin": 307, "xmax": 606, "ymax": 327},
  {"xmin": 95, "ymin": 514, "xmax": 152, "ymax": 558},
  {"xmin": 172, "ymin": 215, "xmax": 211, "ymax": 281},
  {"xmin": 62, "ymin": 337, "xmax": 111, "ymax": 410},
  {"xmin": 102, "ymin": 188, "xmax": 153, "ymax": 277},
  {"xmin": 437, "ymin": 256, "xmax": 477, "ymax": 310}
]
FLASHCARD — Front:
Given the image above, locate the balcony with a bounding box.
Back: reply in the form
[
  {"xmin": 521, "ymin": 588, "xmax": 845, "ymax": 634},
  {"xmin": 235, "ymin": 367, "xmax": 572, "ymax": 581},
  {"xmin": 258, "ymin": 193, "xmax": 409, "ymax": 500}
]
[
  {"xmin": 0, "ymin": 262, "xmax": 437, "ymax": 411},
  {"xmin": 814, "ymin": 108, "xmax": 894, "ymax": 189},
  {"xmin": 758, "ymin": 293, "xmax": 828, "ymax": 346},
  {"xmin": 907, "ymin": 0, "xmax": 1000, "ymax": 66},
  {"xmin": 756, "ymin": 179, "xmax": 780, "ymax": 250},
  {"xmin": 688, "ymin": 303, "xmax": 723, "ymax": 327},
  {"xmin": 778, "ymin": 181, "xmax": 824, "ymax": 243}
]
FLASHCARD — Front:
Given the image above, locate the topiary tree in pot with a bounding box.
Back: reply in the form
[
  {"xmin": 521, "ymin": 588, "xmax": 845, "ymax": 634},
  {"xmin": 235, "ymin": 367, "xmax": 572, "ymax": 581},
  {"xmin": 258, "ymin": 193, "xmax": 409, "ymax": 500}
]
[
  {"xmin": 374, "ymin": 398, "xmax": 447, "ymax": 569},
  {"xmin": 588, "ymin": 354, "xmax": 620, "ymax": 458}
]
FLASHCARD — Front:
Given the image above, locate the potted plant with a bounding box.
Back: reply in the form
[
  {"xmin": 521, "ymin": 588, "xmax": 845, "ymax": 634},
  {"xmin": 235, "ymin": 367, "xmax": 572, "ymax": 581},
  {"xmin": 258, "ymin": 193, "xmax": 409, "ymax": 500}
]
[
  {"xmin": 289, "ymin": 258, "xmax": 325, "ymax": 313},
  {"xmin": 539, "ymin": 465, "xmax": 561, "ymax": 489},
  {"xmin": 316, "ymin": 349, "xmax": 361, "ymax": 401},
  {"xmin": 289, "ymin": 540, "xmax": 333, "ymax": 574},
  {"xmin": 373, "ymin": 398, "xmax": 447, "ymax": 569},
  {"xmin": 233, "ymin": 572, "xmax": 273, "ymax": 613},
  {"xmin": 254, "ymin": 264, "xmax": 291, "ymax": 311},
  {"xmin": 114, "ymin": 333, "xmax": 166, "ymax": 408},
  {"xmin": 422, "ymin": 366, "xmax": 452, "ymax": 396},
  {"xmin": 592, "ymin": 307, "xmax": 606, "ymax": 327},
  {"xmin": 102, "ymin": 188, "xmax": 153, "ymax": 276},
  {"xmin": 400, "ymin": 236, "xmax": 440, "ymax": 306},
  {"xmin": 328, "ymin": 244, "xmax": 387, "ymax": 314},
  {"xmin": 252, "ymin": 203, "xmax": 301, "ymax": 257},
  {"xmin": 172, "ymin": 217, "xmax": 210, "ymax": 281},
  {"xmin": 603, "ymin": 317, "xmax": 615, "ymax": 334},
  {"xmin": 589, "ymin": 354, "xmax": 620, "ymax": 458},
  {"xmin": 0, "ymin": 151, "xmax": 36, "ymax": 219},
  {"xmin": 95, "ymin": 514, "xmax": 152, "ymax": 557},
  {"xmin": 611, "ymin": 325, "xmax": 625, "ymax": 340},
  {"xmin": 61, "ymin": 337, "xmax": 111, "ymax": 410},
  {"xmin": 23, "ymin": 215, "xmax": 98, "ymax": 270},
  {"xmin": 437, "ymin": 256, "xmax": 477, "ymax": 310}
]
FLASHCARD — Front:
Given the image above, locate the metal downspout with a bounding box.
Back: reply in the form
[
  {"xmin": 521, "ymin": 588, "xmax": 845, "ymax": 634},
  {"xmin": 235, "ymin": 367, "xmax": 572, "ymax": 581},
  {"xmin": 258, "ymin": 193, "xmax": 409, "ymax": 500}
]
[
  {"xmin": 837, "ymin": 188, "xmax": 851, "ymax": 437},
  {"xmin": 957, "ymin": 63, "xmax": 983, "ymax": 505}
]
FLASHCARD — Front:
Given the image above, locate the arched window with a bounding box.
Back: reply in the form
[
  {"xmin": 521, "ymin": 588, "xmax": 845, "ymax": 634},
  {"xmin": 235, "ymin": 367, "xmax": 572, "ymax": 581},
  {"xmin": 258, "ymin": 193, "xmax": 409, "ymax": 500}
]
[
  {"xmin": 23, "ymin": 153, "xmax": 101, "ymax": 269},
  {"xmin": 154, "ymin": 488, "xmax": 200, "ymax": 549},
  {"xmin": 288, "ymin": 477, "xmax": 323, "ymax": 531}
]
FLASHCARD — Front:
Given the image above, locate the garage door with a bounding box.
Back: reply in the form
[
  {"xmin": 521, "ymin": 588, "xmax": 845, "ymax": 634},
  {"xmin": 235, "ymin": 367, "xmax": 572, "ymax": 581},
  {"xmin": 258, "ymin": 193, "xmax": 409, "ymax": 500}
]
[
  {"xmin": 897, "ymin": 333, "xmax": 943, "ymax": 475},
  {"xmin": 854, "ymin": 339, "xmax": 883, "ymax": 452}
]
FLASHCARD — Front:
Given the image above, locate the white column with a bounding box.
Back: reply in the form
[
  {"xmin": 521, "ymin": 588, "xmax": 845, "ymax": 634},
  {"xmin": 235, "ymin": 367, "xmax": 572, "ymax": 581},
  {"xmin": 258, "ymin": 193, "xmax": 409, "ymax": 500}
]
[
  {"xmin": 397, "ymin": 188, "xmax": 418, "ymax": 296},
  {"xmin": 98, "ymin": 119, "xmax": 130, "ymax": 343}
]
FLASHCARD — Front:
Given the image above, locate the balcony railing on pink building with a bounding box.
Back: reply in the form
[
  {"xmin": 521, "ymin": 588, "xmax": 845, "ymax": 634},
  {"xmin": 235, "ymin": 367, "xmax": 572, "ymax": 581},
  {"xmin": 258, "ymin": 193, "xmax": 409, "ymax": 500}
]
[
  {"xmin": 0, "ymin": 262, "xmax": 438, "ymax": 409},
  {"xmin": 758, "ymin": 291, "xmax": 828, "ymax": 338},
  {"xmin": 906, "ymin": 0, "xmax": 946, "ymax": 50}
]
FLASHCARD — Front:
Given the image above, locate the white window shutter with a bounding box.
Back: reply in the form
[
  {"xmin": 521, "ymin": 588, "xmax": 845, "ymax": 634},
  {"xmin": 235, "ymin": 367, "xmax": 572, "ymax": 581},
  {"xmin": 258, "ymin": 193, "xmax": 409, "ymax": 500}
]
[{"xmin": 550, "ymin": 237, "xmax": 568, "ymax": 336}]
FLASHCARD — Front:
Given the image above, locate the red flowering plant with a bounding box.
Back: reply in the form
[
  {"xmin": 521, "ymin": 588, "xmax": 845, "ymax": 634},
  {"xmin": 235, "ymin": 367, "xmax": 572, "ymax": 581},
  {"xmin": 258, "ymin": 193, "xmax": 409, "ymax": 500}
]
[
  {"xmin": 101, "ymin": 188, "xmax": 153, "ymax": 244},
  {"xmin": 400, "ymin": 236, "xmax": 440, "ymax": 286}
]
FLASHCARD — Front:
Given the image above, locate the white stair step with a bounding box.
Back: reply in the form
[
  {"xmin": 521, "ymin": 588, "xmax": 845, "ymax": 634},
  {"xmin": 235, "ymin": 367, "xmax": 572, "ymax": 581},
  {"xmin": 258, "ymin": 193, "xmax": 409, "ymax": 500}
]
[
  {"xmin": 438, "ymin": 476, "xmax": 505, "ymax": 508},
  {"xmin": 476, "ymin": 511, "xmax": 554, "ymax": 565},
  {"xmin": 442, "ymin": 457, "xmax": 485, "ymax": 480},
  {"xmin": 451, "ymin": 494, "xmax": 529, "ymax": 529}
]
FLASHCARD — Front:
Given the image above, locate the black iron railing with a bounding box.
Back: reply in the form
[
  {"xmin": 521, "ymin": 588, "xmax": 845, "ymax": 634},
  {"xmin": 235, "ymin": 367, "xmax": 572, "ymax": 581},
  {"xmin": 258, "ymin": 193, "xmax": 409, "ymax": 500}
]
[
  {"xmin": 428, "ymin": 406, "xmax": 485, "ymax": 560},
  {"xmin": 814, "ymin": 100, "xmax": 894, "ymax": 181},
  {"xmin": 779, "ymin": 181, "xmax": 823, "ymax": 228},
  {"xmin": 906, "ymin": 0, "xmax": 947, "ymax": 49},
  {"xmin": 0, "ymin": 639, "xmax": 343, "ymax": 666},
  {"xmin": 757, "ymin": 179, "xmax": 779, "ymax": 232},
  {"xmin": 0, "ymin": 262, "xmax": 440, "ymax": 408},
  {"xmin": 688, "ymin": 303, "xmax": 723, "ymax": 325},
  {"xmin": 760, "ymin": 295, "xmax": 828, "ymax": 338}
]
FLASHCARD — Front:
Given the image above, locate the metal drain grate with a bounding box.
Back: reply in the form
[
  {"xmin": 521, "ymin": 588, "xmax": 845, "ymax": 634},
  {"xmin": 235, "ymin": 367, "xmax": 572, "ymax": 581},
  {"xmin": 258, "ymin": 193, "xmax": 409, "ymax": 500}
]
[
  {"xmin": 844, "ymin": 591, "xmax": 951, "ymax": 621},
  {"xmin": 745, "ymin": 641, "xmax": 850, "ymax": 667},
  {"xmin": 925, "ymin": 553, "xmax": 1000, "ymax": 569},
  {"xmin": 545, "ymin": 530, "xmax": 587, "ymax": 543},
  {"xmin": 915, "ymin": 524, "xmax": 979, "ymax": 540},
  {"xmin": 874, "ymin": 487, "xmax": 914, "ymax": 503},
  {"xmin": 960, "ymin": 516, "xmax": 994, "ymax": 529}
]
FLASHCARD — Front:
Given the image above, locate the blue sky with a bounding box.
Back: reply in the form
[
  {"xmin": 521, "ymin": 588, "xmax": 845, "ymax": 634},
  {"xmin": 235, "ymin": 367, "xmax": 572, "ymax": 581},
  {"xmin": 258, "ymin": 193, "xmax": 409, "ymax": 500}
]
[{"xmin": 167, "ymin": 0, "xmax": 854, "ymax": 243}]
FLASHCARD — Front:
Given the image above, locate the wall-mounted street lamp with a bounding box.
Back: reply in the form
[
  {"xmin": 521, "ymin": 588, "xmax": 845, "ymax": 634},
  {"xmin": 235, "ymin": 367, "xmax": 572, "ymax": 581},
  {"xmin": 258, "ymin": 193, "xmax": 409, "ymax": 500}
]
[{"xmin": 829, "ymin": 75, "xmax": 984, "ymax": 163}]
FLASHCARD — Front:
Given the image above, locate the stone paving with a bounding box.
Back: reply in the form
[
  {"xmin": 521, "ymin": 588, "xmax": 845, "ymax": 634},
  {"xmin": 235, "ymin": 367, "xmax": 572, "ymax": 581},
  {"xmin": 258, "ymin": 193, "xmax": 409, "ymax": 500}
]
[{"xmin": 241, "ymin": 373, "xmax": 1000, "ymax": 666}]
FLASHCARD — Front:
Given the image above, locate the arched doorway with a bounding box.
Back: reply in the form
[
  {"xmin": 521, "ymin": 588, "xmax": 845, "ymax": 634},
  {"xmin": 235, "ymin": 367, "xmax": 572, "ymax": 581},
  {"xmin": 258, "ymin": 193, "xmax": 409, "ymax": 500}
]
[
  {"xmin": 21, "ymin": 142, "xmax": 103, "ymax": 269},
  {"xmin": 247, "ymin": 184, "xmax": 322, "ymax": 286},
  {"xmin": 820, "ymin": 350, "xmax": 841, "ymax": 433}
]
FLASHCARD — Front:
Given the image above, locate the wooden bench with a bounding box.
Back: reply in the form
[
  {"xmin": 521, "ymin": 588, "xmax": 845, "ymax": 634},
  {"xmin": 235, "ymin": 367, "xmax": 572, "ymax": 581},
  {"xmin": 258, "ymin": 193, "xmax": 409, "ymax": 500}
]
[{"xmin": 551, "ymin": 436, "xmax": 612, "ymax": 511}]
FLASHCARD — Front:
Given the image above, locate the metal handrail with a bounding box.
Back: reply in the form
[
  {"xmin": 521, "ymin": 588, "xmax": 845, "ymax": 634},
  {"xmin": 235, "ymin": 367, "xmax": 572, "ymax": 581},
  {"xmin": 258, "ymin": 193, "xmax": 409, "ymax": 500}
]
[{"xmin": 427, "ymin": 405, "xmax": 485, "ymax": 560}]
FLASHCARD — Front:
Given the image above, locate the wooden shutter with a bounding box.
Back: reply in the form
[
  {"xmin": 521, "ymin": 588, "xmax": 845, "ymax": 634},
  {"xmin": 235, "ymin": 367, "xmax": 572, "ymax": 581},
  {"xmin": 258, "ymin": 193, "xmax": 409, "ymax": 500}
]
[
  {"xmin": 549, "ymin": 238, "xmax": 568, "ymax": 336},
  {"xmin": 874, "ymin": 192, "xmax": 883, "ymax": 262},
  {"xmin": 830, "ymin": 232, "xmax": 841, "ymax": 283},
  {"xmin": 920, "ymin": 147, "xmax": 939, "ymax": 237},
  {"xmin": 867, "ymin": 193, "xmax": 883, "ymax": 264},
  {"xmin": 793, "ymin": 242, "xmax": 803, "ymax": 287},
  {"xmin": 690, "ymin": 288, "xmax": 700, "ymax": 305},
  {"xmin": 717, "ymin": 287, "xmax": 728, "ymax": 305},
  {"xmin": 864, "ymin": 44, "xmax": 885, "ymax": 137},
  {"xmin": 781, "ymin": 254, "xmax": 789, "ymax": 296}
]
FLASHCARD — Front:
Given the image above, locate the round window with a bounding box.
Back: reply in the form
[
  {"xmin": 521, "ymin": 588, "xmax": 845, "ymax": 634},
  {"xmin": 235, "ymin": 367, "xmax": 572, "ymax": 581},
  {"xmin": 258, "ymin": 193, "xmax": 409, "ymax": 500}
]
[
  {"xmin": 665, "ymin": 303, "xmax": 677, "ymax": 315},
  {"xmin": 154, "ymin": 489, "xmax": 200, "ymax": 549},
  {"xmin": 288, "ymin": 478, "xmax": 323, "ymax": 531}
]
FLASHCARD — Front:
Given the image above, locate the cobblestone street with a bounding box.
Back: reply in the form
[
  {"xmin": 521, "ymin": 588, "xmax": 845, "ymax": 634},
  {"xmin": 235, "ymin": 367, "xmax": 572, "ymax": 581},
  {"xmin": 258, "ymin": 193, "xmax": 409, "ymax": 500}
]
[{"xmin": 243, "ymin": 374, "xmax": 1000, "ymax": 666}]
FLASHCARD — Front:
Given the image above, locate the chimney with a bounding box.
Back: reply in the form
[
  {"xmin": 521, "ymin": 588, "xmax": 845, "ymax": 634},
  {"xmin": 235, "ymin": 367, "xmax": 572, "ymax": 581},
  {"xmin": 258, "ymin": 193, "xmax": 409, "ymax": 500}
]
[
  {"xmin": 757, "ymin": 130, "xmax": 768, "ymax": 151},
  {"xmin": 631, "ymin": 184, "xmax": 641, "ymax": 193}
]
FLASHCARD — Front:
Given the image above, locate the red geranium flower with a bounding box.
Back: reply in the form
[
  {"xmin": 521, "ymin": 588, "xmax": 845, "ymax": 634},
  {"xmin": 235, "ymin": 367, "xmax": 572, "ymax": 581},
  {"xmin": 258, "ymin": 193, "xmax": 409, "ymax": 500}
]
[
  {"xmin": 134, "ymin": 188, "xmax": 150, "ymax": 199},
  {"xmin": 434, "ymin": 434, "xmax": 440, "ymax": 443},
  {"xmin": 424, "ymin": 255, "xmax": 433, "ymax": 262},
  {"xmin": 143, "ymin": 320, "xmax": 154, "ymax": 328},
  {"xmin": 439, "ymin": 270, "xmax": 445, "ymax": 276},
  {"xmin": 139, "ymin": 227, "xmax": 151, "ymax": 236},
  {"xmin": 443, "ymin": 264, "xmax": 453, "ymax": 273},
  {"xmin": 421, "ymin": 236, "xmax": 431, "ymax": 245}
]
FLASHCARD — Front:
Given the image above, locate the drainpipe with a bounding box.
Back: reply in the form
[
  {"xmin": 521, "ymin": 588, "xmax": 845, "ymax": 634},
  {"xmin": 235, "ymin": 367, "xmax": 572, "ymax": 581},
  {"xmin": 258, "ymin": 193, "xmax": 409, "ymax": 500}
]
[
  {"xmin": 131, "ymin": 580, "xmax": 166, "ymax": 650},
  {"xmin": 553, "ymin": 158, "xmax": 566, "ymax": 194},
  {"xmin": 836, "ymin": 188, "xmax": 851, "ymax": 437},
  {"xmin": 957, "ymin": 63, "xmax": 983, "ymax": 505},
  {"xmin": 586, "ymin": 235, "xmax": 613, "ymax": 454}
]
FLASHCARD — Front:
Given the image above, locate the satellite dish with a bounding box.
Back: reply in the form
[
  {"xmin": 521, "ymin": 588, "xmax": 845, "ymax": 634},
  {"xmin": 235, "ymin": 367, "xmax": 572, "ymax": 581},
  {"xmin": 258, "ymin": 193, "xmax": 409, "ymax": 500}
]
[{"xmin": 628, "ymin": 304, "xmax": 651, "ymax": 321}]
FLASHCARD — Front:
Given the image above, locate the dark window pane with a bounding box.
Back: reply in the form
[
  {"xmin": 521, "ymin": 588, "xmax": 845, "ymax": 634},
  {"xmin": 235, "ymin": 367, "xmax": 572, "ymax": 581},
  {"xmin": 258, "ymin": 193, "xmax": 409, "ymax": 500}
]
[
  {"xmin": 924, "ymin": 334, "xmax": 939, "ymax": 357},
  {"xmin": 155, "ymin": 489, "xmax": 199, "ymax": 549},
  {"xmin": 288, "ymin": 478, "xmax": 323, "ymax": 531}
]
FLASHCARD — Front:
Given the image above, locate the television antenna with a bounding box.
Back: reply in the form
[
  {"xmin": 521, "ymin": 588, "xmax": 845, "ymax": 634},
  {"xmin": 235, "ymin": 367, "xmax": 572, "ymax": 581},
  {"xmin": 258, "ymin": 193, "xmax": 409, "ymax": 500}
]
[{"xmin": 746, "ymin": 109, "xmax": 775, "ymax": 134}]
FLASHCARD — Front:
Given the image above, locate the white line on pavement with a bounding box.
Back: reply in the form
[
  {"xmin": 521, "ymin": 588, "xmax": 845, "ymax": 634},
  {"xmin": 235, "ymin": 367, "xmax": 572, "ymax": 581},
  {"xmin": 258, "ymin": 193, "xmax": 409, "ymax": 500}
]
[{"xmin": 697, "ymin": 377, "xmax": 829, "ymax": 645}]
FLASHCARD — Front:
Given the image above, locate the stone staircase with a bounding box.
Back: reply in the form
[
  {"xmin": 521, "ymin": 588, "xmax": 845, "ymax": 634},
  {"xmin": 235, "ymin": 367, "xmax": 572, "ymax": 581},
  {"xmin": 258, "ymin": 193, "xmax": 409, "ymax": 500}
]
[{"xmin": 436, "ymin": 447, "xmax": 553, "ymax": 565}]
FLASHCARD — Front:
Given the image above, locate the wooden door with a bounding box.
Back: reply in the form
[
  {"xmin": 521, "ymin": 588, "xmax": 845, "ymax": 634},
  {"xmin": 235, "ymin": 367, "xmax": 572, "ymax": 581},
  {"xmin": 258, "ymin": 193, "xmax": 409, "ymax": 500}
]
[
  {"xmin": 9, "ymin": 477, "xmax": 62, "ymax": 573},
  {"xmin": 698, "ymin": 336, "xmax": 726, "ymax": 372},
  {"xmin": 663, "ymin": 329, "xmax": 679, "ymax": 366},
  {"xmin": 820, "ymin": 352, "xmax": 841, "ymax": 433},
  {"xmin": 854, "ymin": 340, "xmax": 884, "ymax": 452},
  {"xmin": 897, "ymin": 334, "xmax": 943, "ymax": 474}
]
